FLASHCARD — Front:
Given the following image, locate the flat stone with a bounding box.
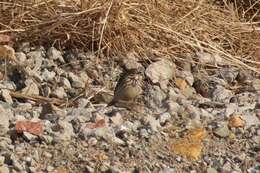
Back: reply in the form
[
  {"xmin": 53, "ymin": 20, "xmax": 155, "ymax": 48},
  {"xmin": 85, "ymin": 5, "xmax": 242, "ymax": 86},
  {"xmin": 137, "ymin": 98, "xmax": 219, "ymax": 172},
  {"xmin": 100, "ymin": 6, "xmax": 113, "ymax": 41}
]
[
  {"xmin": 15, "ymin": 52, "xmax": 27, "ymax": 63},
  {"xmin": 58, "ymin": 120, "xmax": 75, "ymax": 141},
  {"xmin": 212, "ymin": 85, "xmax": 233, "ymax": 103},
  {"xmin": 23, "ymin": 132, "xmax": 38, "ymax": 141},
  {"xmin": 0, "ymin": 105, "xmax": 12, "ymax": 135},
  {"xmin": 0, "ymin": 89, "xmax": 13, "ymax": 104},
  {"xmin": 206, "ymin": 167, "xmax": 218, "ymax": 173},
  {"xmin": 22, "ymin": 79, "xmax": 39, "ymax": 96},
  {"xmin": 214, "ymin": 123, "xmax": 230, "ymax": 138},
  {"xmin": 52, "ymin": 87, "xmax": 67, "ymax": 99},
  {"xmin": 0, "ymin": 165, "xmax": 9, "ymax": 173},
  {"xmin": 243, "ymin": 114, "xmax": 259, "ymax": 128},
  {"xmin": 47, "ymin": 47, "xmax": 64, "ymax": 63},
  {"xmin": 60, "ymin": 77, "xmax": 71, "ymax": 90},
  {"xmin": 68, "ymin": 72, "xmax": 85, "ymax": 88},
  {"xmin": 41, "ymin": 69, "xmax": 56, "ymax": 81},
  {"xmin": 159, "ymin": 112, "xmax": 171, "ymax": 124}
]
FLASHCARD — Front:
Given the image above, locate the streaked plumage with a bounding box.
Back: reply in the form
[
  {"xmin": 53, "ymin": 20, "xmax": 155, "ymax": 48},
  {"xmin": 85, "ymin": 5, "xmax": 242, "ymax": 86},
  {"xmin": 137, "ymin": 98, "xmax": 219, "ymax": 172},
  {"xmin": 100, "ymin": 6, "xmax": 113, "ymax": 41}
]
[{"xmin": 108, "ymin": 68, "xmax": 143, "ymax": 106}]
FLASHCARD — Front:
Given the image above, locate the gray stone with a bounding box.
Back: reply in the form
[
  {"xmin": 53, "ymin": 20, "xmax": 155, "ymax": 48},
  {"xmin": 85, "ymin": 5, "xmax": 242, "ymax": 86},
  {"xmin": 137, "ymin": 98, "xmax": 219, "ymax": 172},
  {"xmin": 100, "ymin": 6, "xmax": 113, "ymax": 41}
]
[
  {"xmin": 0, "ymin": 81, "xmax": 16, "ymax": 90},
  {"xmin": 212, "ymin": 85, "xmax": 233, "ymax": 103},
  {"xmin": 0, "ymin": 165, "xmax": 9, "ymax": 173},
  {"xmin": 243, "ymin": 114, "xmax": 259, "ymax": 128},
  {"xmin": 43, "ymin": 151, "xmax": 52, "ymax": 158},
  {"xmin": 15, "ymin": 103, "xmax": 33, "ymax": 112},
  {"xmin": 29, "ymin": 167, "xmax": 37, "ymax": 173},
  {"xmin": 0, "ymin": 105, "xmax": 12, "ymax": 135},
  {"xmin": 159, "ymin": 112, "xmax": 171, "ymax": 124},
  {"xmin": 0, "ymin": 156, "xmax": 5, "ymax": 165},
  {"xmin": 196, "ymin": 52, "xmax": 223, "ymax": 65},
  {"xmin": 47, "ymin": 47, "xmax": 64, "ymax": 63},
  {"xmin": 0, "ymin": 89, "xmax": 13, "ymax": 104},
  {"xmin": 11, "ymin": 156, "xmax": 23, "ymax": 171},
  {"xmin": 23, "ymin": 132, "xmax": 38, "ymax": 141},
  {"xmin": 159, "ymin": 166, "xmax": 175, "ymax": 173},
  {"xmin": 166, "ymin": 101, "xmax": 180, "ymax": 117},
  {"xmin": 177, "ymin": 70, "xmax": 194, "ymax": 86},
  {"xmin": 214, "ymin": 123, "xmax": 230, "ymax": 138},
  {"xmin": 225, "ymin": 103, "xmax": 238, "ymax": 118},
  {"xmin": 122, "ymin": 52, "xmax": 143, "ymax": 70},
  {"xmin": 41, "ymin": 135, "xmax": 53, "ymax": 144},
  {"xmin": 146, "ymin": 85, "xmax": 167, "ymax": 110},
  {"xmin": 110, "ymin": 112, "xmax": 123, "ymax": 126},
  {"xmin": 88, "ymin": 137, "xmax": 98, "ymax": 146},
  {"xmin": 22, "ymin": 79, "xmax": 39, "ymax": 96},
  {"xmin": 58, "ymin": 120, "xmax": 75, "ymax": 141},
  {"xmin": 52, "ymin": 87, "xmax": 67, "ymax": 99},
  {"xmin": 79, "ymin": 72, "xmax": 90, "ymax": 84},
  {"xmin": 252, "ymin": 79, "xmax": 260, "ymax": 92},
  {"xmin": 140, "ymin": 129, "xmax": 149, "ymax": 138},
  {"xmin": 41, "ymin": 69, "xmax": 56, "ymax": 81},
  {"xmin": 206, "ymin": 167, "xmax": 218, "ymax": 173},
  {"xmin": 17, "ymin": 42, "xmax": 30, "ymax": 53},
  {"xmin": 15, "ymin": 52, "xmax": 27, "ymax": 63},
  {"xmin": 27, "ymin": 50, "xmax": 44, "ymax": 72},
  {"xmin": 145, "ymin": 60, "xmax": 175, "ymax": 89},
  {"xmin": 219, "ymin": 67, "xmax": 239, "ymax": 84},
  {"xmin": 27, "ymin": 50, "xmax": 44, "ymax": 61},
  {"xmin": 68, "ymin": 72, "xmax": 85, "ymax": 88},
  {"xmin": 221, "ymin": 161, "xmax": 232, "ymax": 173},
  {"xmin": 60, "ymin": 77, "xmax": 71, "ymax": 90},
  {"xmin": 46, "ymin": 165, "xmax": 54, "ymax": 172},
  {"xmin": 146, "ymin": 115, "xmax": 161, "ymax": 132}
]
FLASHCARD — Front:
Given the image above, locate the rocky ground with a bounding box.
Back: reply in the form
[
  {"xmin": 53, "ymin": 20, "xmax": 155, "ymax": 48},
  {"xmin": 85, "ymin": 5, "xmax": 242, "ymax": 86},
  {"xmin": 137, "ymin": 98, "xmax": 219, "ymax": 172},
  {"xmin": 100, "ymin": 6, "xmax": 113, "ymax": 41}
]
[{"xmin": 0, "ymin": 44, "xmax": 259, "ymax": 173}]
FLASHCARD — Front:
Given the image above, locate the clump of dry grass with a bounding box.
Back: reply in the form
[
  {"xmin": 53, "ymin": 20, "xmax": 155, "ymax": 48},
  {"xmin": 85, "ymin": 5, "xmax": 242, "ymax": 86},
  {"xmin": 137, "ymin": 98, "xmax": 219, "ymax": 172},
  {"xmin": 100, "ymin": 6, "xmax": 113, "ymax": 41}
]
[{"xmin": 0, "ymin": 0, "xmax": 259, "ymax": 72}]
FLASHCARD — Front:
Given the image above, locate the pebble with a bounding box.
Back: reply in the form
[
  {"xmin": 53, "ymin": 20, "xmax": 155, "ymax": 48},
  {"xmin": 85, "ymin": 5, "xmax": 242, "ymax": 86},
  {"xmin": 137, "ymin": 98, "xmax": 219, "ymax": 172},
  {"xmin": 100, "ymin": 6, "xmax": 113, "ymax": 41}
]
[
  {"xmin": 177, "ymin": 70, "xmax": 194, "ymax": 86},
  {"xmin": 243, "ymin": 114, "xmax": 259, "ymax": 128},
  {"xmin": 23, "ymin": 132, "xmax": 38, "ymax": 141},
  {"xmin": 88, "ymin": 137, "xmax": 98, "ymax": 146},
  {"xmin": 140, "ymin": 129, "xmax": 149, "ymax": 138},
  {"xmin": 46, "ymin": 165, "xmax": 54, "ymax": 172},
  {"xmin": 252, "ymin": 79, "xmax": 260, "ymax": 92},
  {"xmin": 15, "ymin": 52, "xmax": 27, "ymax": 63},
  {"xmin": 212, "ymin": 85, "xmax": 233, "ymax": 103},
  {"xmin": 145, "ymin": 60, "xmax": 175, "ymax": 89},
  {"xmin": 159, "ymin": 112, "xmax": 171, "ymax": 125},
  {"xmin": 0, "ymin": 165, "xmax": 9, "ymax": 173},
  {"xmin": 206, "ymin": 167, "xmax": 218, "ymax": 173},
  {"xmin": 60, "ymin": 77, "xmax": 72, "ymax": 89},
  {"xmin": 225, "ymin": 103, "xmax": 238, "ymax": 118},
  {"xmin": 219, "ymin": 67, "xmax": 239, "ymax": 84},
  {"xmin": 221, "ymin": 161, "xmax": 232, "ymax": 172},
  {"xmin": 68, "ymin": 72, "xmax": 85, "ymax": 88},
  {"xmin": 41, "ymin": 69, "xmax": 56, "ymax": 81},
  {"xmin": 214, "ymin": 123, "xmax": 230, "ymax": 138},
  {"xmin": 146, "ymin": 85, "xmax": 167, "ymax": 110},
  {"xmin": 22, "ymin": 79, "xmax": 39, "ymax": 96},
  {"xmin": 52, "ymin": 87, "xmax": 67, "ymax": 99},
  {"xmin": 146, "ymin": 115, "xmax": 161, "ymax": 132},
  {"xmin": 0, "ymin": 44, "xmax": 259, "ymax": 172},
  {"xmin": 0, "ymin": 89, "xmax": 13, "ymax": 104},
  {"xmin": 47, "ymin": 47, "xmax": 65, "ymax": 63},
  {"xmin": 27, "ymin": 50, "xmax": 44, "ymax": 63},
  {"xmin": 0, "ymin": 105, "xmax": 12, "ymax": 135},
  {"xmin": 57, "ymin": 120, "xmax": 75, "ymax": 141},
  {"xmin": 0, "ymin": 81, "xmax": 16, "ymax": 90}
]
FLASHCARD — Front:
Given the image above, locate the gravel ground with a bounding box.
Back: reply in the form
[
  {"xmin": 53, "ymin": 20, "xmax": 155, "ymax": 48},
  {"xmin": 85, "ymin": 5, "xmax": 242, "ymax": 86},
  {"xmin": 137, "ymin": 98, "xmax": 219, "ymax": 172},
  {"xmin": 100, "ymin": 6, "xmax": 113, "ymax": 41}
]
[{"xmin": 0, "ymin": 44, "xmax": 259, "ymax": 173}]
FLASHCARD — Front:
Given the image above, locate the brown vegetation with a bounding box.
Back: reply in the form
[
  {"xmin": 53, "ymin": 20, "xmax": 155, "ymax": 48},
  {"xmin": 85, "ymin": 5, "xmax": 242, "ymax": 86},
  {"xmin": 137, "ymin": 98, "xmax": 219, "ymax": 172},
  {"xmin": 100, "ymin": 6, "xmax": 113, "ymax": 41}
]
[{"xmin": 0, "ymin": 0, "xmax": 259, "ymax": 72}]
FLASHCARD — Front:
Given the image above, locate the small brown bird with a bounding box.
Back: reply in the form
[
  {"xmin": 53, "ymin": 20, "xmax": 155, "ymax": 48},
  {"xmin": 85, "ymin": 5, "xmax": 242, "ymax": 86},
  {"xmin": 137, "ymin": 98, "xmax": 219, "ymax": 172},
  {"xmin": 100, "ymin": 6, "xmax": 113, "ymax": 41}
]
[{"xmin": 108, "ymin": 68, "xmax": 143, "ymax": 106}]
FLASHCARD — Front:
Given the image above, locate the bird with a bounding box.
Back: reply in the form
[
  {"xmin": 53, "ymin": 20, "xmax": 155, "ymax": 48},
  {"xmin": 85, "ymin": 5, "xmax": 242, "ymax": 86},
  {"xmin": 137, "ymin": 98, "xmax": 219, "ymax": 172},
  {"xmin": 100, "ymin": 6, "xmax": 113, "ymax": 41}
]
[{"xmin": 107, "ymin": 68, "xmax": 144, "ymax": 107}]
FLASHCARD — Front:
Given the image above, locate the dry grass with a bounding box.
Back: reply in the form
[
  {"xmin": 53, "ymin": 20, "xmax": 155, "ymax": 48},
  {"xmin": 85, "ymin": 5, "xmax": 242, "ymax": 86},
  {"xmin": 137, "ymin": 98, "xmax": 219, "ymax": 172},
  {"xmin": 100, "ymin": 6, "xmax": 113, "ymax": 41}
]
[{"xmin": 0, "ymin": 0, "xmax": 259, "ymax": 72}]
